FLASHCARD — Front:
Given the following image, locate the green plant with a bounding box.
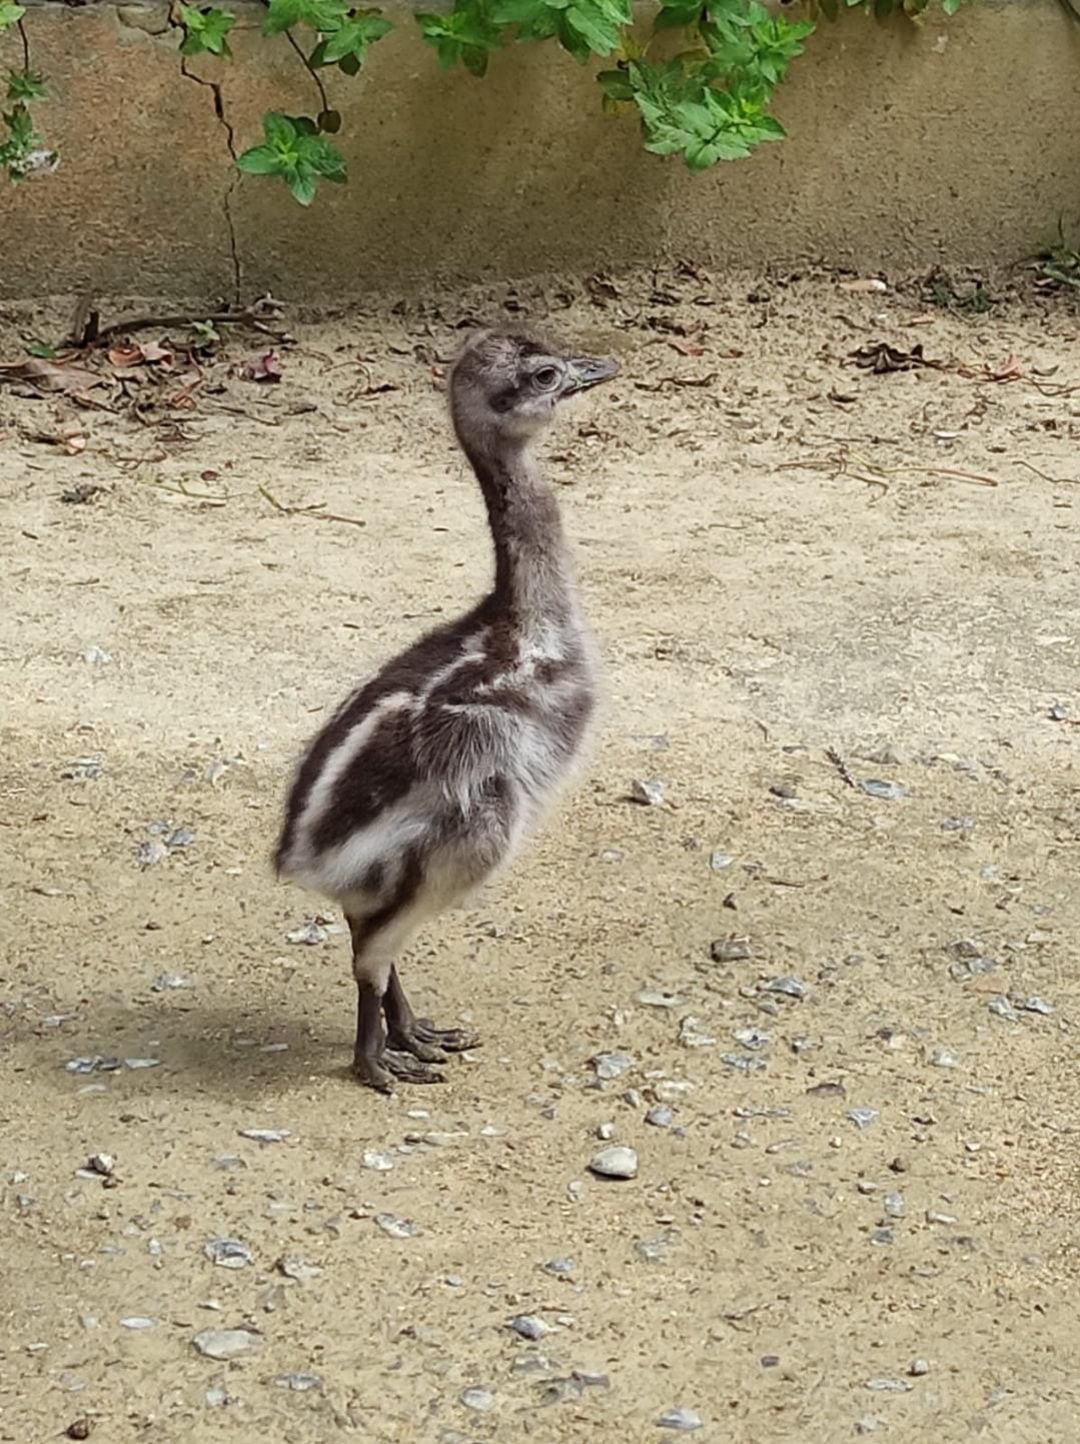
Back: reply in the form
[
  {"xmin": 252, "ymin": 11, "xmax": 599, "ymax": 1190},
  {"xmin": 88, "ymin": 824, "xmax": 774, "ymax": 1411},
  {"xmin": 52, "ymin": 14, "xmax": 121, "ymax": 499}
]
[
  {"xmin": 1037, "ymin": 222, "xmax": 1080, "ymax": 291},
  {"xmin": 0, "ymin": 3, "xmax": 57, "ymax": 181},
  {"xmin": 1, "ymin": 0, "xmax": 978, "ymax": 203}
]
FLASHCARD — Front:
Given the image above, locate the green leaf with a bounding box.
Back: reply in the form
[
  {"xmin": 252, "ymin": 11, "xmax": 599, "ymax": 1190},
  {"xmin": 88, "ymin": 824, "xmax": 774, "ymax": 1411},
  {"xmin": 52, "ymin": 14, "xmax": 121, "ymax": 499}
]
[
  {"xmin": 6, "ymin": 70, "xmax": 46, "ymax": 103},
  {"xmin": 262, "ymin": 0, "xmax": 348, "ymax": 35},
  {"xmin": 27, "ymin": 339, "xmax": 57, "ymax": 358},
  {"xmin": 597, "ymin": 64, "xmax": 635, "ymax": 101},
  {"xmin": 236, "ymin": 111, "xmax": 346, "ymax": 203},
  {"xmin": 236, "ymin": 142, "xmax": 282, "ymax": 175},
  {"xmin": 620, "ymin": 57, "xmax": 786, "ymax": 172},
  {"xmin": 179, "ymin": 5, "xmax": 236, "ymax": 56},
  {"xmin": 653, "ymin": 0, "xmax": 703, "ymax": 29},
  {"xmin": 0, "ymin": 2, "xmax": 25, "ymax": 30},
  {"xmin": 416, "ymin": 3, "xmax": 502, "ymax": 74},
  {"xmin": 316, "ymin": 9, "xmax": 392, "ymax": 66}
]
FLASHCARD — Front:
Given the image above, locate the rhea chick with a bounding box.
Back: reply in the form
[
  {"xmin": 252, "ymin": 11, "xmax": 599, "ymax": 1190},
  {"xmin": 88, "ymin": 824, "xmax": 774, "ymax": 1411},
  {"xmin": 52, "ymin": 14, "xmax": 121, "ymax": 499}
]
[{"xmin": 274, "ymin": 327, "xmax": 618, "ymax": 1091}]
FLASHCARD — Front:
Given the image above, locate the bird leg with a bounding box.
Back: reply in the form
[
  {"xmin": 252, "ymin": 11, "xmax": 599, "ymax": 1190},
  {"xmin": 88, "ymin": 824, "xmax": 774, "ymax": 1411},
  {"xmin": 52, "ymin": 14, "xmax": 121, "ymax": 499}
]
[
  {"xmin": 348, "ymin": 906, "xmax": 478, "ymax": 1091},
  {"xmin": 383, "ymin": 965, "xmax": 479, "ymax": 1062},
  {"xmin": 352, "ymin": 977, "xmax": 448, "ymax": 1090}
]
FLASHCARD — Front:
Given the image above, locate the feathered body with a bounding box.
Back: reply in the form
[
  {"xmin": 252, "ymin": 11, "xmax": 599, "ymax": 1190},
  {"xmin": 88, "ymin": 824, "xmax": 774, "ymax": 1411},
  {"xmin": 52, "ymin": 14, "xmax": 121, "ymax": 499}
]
[{"xmin": 274, "ymin": 326, "xmax": 617, "ymax": 1091}]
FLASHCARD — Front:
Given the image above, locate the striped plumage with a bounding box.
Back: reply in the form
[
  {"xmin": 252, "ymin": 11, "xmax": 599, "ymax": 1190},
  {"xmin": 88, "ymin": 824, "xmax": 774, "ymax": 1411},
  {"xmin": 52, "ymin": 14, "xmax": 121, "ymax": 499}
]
[{"xmin": 275, "ymin": 326, "xmax": 618, "ymax": 1091}]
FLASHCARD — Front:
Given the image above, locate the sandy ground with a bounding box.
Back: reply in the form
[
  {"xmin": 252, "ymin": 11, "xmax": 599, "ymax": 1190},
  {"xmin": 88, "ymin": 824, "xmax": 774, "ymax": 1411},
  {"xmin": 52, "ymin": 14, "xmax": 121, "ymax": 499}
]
[{"xmin": 1, "ymin": 268, "xmax": 1079, "ymax": 1444}]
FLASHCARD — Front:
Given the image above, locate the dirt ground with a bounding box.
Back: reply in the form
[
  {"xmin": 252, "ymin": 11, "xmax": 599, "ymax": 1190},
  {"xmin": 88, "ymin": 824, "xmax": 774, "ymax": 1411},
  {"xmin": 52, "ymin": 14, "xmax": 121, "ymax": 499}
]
[{"xmin": 1, "ymin": 268, "xmax": 1079, "ymax": 1444}]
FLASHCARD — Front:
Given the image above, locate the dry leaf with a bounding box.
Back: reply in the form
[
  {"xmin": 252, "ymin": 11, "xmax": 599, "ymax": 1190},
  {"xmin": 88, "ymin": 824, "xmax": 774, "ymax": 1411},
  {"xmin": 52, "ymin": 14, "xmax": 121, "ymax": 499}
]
[
  {"xmin": 243, "ymin": 351, "xmax": 282, "ymax": 383},
  {"xmin": 845, "ymin": 341, "xmax": 944, "ymax": 375},
  {"xmin": 139, "ymin": 341, "xmax": 173, "ymax": 365},
  {"xmin": 0, "ymin": 357, "xmax": 103, "ymax": 394},
  {"xmin": 108, "ymin": 340, "xmax": 173, "ymax": 368}
]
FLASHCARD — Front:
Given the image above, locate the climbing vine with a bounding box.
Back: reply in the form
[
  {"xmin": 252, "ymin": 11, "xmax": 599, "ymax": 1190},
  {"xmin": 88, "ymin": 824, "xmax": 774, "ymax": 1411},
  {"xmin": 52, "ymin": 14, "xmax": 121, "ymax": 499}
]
[{"xmin": 1, "ymin": 0, "xmax": 975, "ymax": 202}]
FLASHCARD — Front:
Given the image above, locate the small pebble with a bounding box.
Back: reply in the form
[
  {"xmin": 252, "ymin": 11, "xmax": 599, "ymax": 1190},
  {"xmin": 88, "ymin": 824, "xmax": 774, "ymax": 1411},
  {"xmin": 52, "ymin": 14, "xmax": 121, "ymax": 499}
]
[
  {"xmin": 274, "ymin": 1372, "xmax": 323, "ymax": 1392},
  {"xmin": 204, "ymin": 1387, "xmax": 229, "ymax": 1408},
  {"xmin": 679, "ymin": 1016, "xmax": 716, "ymax": 1048},
  {"xmin": 507, "ymin": 1314, "xmax": 551, "ymax": 1340},
  {"xmin": 87, "ymin": 1154, "xmax": 114, "ymax": 1177},
  {"xmin": 949, "ymin": 955, "xmax": 996, "ymax": 982},
  {"xmin": 710, "ymin": 936, "xmax": 752, "ymax": 962},
  {"xmin": 1015, "ymin": 995, "xmax": 1055, "ymax": 1016},
  {"xmin": 860, "ymin": 778, "xmax": 908, "ymax": 801},
  {"xmin": 123, "ymin": 1058, "xmax": 160, "ymax": 1070},
  {"xmin": 733, "ymin": 1026, "xmax": 770, "ymax": 1050},
  {"xmin": 151, "ymin": 972, "xmax": 193, "ymax": 991},
  {"xmin": 722, "ymin": 1053, "xmax": 767, "ymax": 1073},
  {"xmin": 543, "ymin": 1257, "xmax": 575, "ymax": 1278},
  {"xmin": 857, "ymin": 1179, "xmax": 877, "ymax": 1195},
  {"xmin": 988, "ymin": 995, "xmax": 1020, "ymax": 1022},
  {"xmin": 596, "ymin": 1122, "xmax": 615, "ymax": 1141},
  {"xmin": 926, "ymin": 1209, "xmax": 957, "ymax": 1225},
  {"xmin": 657, "ymin": 1406, "xmax": 703, "ymax": 1431},
  {"xmin": 637, "ymin": 989, "xmax": 686, "ymax": 1009},
  {"xmin": 770, "ymin": 781, "xmax": 797, "ymax": 800},
  {"xmin": 277, "ymin": 1256, "xmax": 322, "ymax": 1281},
  {"xmin": 883, "ymin": 1192, "xmax": 905, "ymax": 1218},
  {"xmin": 193, "ymin": 1328, "xmax": 263, "ymax": 1360},
  {"xmin": 64, "ymin": 1421, "xmax": 94, "ymax": 1441},
  {"xmin": 909, "ymin": 1358, "xmax": 930, "ymax": 1376},
  {"xmin": 761, "ymin": 975, "xmax": 806, "ymax": 999},
  {"xmin": 866, "ymin": 1378, "xmax": 912, "ymax": 1393},
  {"xmin": 203, "ymin": 1238, "xmax": 253, "ymax": 1269},
  {"xmin": 941, "ymin": 816, "xmax": 974, "ymax": 831},
  {"xmin": 238, "ymin": 1128, "xmax": 290, "ymax": 1145},
  {"xmin": 592, "ymin": 1051, "xmax": 634, "ymax": 1080},
  {"xmin": 929, "ymin": 1047, "xmax": 960, "ymax": 1069},
  {"xmin": 119, "ymin": 1317, "xmax": 155, "ymax": 1331},
  {"xmin": 848, "ymin": 1107, "xmax": 879, "ymax": 1130},
  {"xmin": 709, "ymin": 850, "xmax": 734, "ymax": 870},
  {"xmin": 286, "ymin": 919, "xmax": 328, "ymax": 946},
  {"xmin": 375, "ymin": 1213, "xmax": 419, "ymax": 1238},
  {"xmin": 630, "ymin": 779, "xmax": 665, "ymax": 806},
  {"xmin": 856, "ymin": 1418, "xmax": 884, "ymax": 1436},
  {"xmin": 637, "ymin": 1230, "xmax": 677, "ymax": 1261},
  {"xmin": 136, "ymin": 839, "xmax": 169, "ymax": 869},
  {"xmin": 589, "ymin": 1146, "xmax": 638, "ymax": 1180},
  {"xmin": 460, "ymin": 1387, "xmax": 495, "ymax": 1412},
  {"xmin": 646, "ymin": 1105, "xmax": 674, "ymax": 1128},
  {"xmin": 361, "ymin": 1149, "xmax": 395, "ymax": 1171}
]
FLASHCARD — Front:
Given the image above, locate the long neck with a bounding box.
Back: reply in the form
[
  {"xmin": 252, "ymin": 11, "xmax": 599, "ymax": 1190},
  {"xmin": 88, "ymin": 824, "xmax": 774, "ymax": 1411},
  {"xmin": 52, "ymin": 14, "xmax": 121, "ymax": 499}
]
[{"xmin": 464, "ymin": 440, "xmax": 577, "ymax": 628}]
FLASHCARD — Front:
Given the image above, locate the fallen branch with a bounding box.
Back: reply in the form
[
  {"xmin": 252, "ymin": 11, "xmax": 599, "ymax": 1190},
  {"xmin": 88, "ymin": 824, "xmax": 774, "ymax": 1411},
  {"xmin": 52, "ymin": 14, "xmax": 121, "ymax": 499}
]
[
  {"xmin": 70, "ymin": 295, "xmax": 287, "ymax": 348},
  {"xmin": 259, "ymin": 484, "xmax": 366, "ymax": 530}
]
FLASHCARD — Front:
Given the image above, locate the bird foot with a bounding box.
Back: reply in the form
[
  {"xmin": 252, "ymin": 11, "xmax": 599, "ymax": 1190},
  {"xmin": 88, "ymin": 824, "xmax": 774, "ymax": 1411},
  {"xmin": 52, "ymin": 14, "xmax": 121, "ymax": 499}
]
[
  {"xmin": 351, "ymin": 1048, "xmax": 446, "ymax": 1091},
  {"xmin": 412, "ymin": 1017, "xmax": 480, "ymax": 1053}
]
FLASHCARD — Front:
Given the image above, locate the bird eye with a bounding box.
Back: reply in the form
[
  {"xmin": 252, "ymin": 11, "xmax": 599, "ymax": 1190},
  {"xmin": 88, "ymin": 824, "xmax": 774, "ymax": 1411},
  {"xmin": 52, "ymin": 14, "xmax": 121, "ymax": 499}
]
[{"xmin": 534, "ymin": 366, "xmax": 560, "ymax": 390}]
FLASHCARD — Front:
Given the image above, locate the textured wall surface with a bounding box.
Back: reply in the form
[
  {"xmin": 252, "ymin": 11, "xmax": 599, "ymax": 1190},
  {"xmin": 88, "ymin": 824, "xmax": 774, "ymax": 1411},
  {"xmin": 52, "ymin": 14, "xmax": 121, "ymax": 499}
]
[{"xmin": 1, "ymin": 0, "xmax": 1078, "ymax": 298}]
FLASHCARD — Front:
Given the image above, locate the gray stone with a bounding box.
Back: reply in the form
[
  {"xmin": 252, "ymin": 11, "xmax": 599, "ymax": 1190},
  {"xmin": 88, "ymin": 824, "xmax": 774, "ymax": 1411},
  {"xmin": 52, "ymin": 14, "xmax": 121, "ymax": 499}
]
[{"xmin": 588, "ymin": 1146, "xmax": 638, "ymax": 1179}]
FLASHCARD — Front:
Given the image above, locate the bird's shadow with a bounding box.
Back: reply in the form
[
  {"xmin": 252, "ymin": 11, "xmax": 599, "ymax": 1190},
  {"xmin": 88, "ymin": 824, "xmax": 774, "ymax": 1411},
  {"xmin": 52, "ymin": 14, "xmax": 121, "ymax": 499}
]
[{"xmin": 39, "ymin": 988, "xmax": 363, "ymax": 1103}]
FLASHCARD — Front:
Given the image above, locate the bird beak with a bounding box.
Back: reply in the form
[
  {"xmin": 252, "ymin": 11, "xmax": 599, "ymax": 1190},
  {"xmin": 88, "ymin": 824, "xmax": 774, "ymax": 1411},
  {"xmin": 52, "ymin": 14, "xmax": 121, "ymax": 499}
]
[{"xmin": 564, "ymin": 355, "xmax": 619, "ymax": 394}]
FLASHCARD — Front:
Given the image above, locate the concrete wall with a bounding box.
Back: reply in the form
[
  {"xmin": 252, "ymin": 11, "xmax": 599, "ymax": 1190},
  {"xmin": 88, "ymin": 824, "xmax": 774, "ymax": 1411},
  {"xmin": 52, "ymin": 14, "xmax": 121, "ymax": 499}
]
[{"xmin": 1, "ymin": 0, "xmax": 1078, "ymax": 299}]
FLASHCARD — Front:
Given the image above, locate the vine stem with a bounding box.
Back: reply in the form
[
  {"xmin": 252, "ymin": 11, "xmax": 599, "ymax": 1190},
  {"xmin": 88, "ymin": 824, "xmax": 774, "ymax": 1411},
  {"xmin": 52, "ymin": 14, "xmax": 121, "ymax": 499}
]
[
  {"xmin": 255, "ymin": 0, "xmax": 331, "ymax": 116},
  {"xmin": 284, "ymin": 28, "xmax": 330, "ymax": 112},
  {"xmin": 16, "ymin": 15, "xmax": 30, "ymax": 71}
]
